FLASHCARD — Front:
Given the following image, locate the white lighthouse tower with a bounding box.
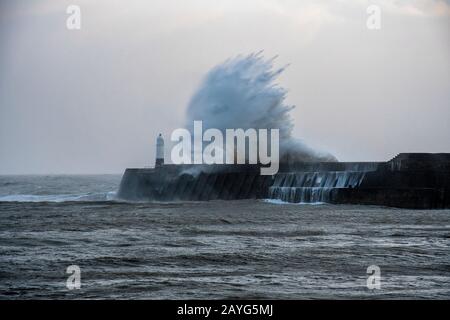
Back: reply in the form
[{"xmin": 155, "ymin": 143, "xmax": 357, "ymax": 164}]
[{"xmin": 155, "ymin": 133, "xmax": 164, "ymax": 167}]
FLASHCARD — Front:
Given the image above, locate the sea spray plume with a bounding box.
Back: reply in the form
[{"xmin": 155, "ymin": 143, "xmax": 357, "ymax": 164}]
[{"xmin": 185, "ymin": 52, "xmax": 337, "ymax": 164}]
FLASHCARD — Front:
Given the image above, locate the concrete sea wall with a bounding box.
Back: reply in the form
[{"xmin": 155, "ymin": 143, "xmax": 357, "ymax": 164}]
[{"xmin": 117, "ymin": 153, "xmax": 450, "ymax": 209}]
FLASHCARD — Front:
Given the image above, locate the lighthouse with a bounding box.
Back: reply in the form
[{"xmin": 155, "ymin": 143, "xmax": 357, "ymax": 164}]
[{"xmin": 155, "ymin": 133, "xmax": 164, "ymax": 167}]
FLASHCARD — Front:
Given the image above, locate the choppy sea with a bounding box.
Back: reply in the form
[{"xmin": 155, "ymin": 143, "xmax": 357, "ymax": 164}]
[{"xmin": 0, "ymin": 175, "xmax": 449, "ymax": 299}]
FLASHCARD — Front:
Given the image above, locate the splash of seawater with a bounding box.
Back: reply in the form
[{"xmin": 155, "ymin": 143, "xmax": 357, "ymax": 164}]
[{"xmin": 185, "ymin": 52, "xmax": 336, "ymax": 162}]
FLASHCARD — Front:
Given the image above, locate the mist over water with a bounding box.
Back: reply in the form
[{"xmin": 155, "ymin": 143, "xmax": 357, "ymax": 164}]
[{"xmin": 185, "ymin": 52, "xmax": 337, "ymax": 163}]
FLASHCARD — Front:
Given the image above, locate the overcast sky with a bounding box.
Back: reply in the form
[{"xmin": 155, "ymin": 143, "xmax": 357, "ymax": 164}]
[{"xmin": 0, "ymin": 0, "xmax": 449, "ymax": 174}]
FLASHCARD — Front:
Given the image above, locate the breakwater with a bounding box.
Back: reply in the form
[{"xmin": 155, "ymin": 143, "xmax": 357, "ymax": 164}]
[{"xmin": 117, "ymin": 153, "xmax": 450, "ymax": 209}]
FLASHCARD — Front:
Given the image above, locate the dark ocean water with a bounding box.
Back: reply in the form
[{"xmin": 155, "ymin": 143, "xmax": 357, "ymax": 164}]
[{"xmin": 0, "ymin": 175, "xmax": 449, "ymax": 299}]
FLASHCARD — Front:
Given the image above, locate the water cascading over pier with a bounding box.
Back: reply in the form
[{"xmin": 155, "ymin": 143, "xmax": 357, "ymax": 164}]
[{"xmin": 268, "ymin": 171, "xmax": 367, "ymax": 203}]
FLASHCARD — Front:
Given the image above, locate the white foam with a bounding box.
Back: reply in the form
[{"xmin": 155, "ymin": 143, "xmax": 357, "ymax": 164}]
[
  {"xmin": 263, "ymin": 199, "xmax": 325, "ymax": 205},
  {"xmin": 0, "ymin": 191, "xmax": 117, "ymax": 203}
]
